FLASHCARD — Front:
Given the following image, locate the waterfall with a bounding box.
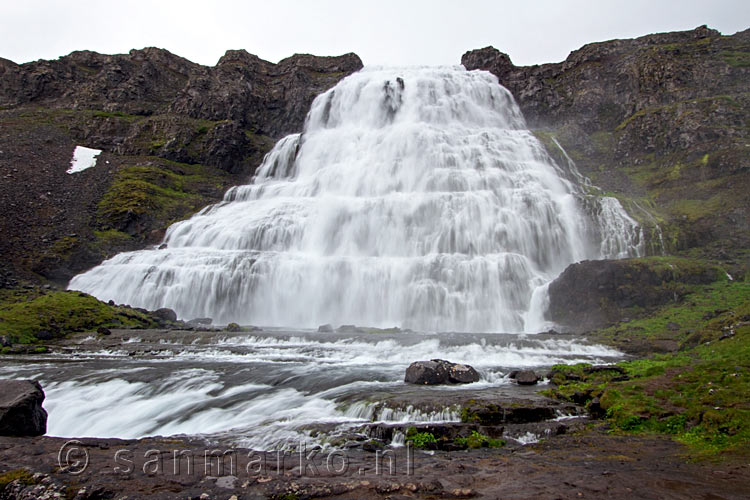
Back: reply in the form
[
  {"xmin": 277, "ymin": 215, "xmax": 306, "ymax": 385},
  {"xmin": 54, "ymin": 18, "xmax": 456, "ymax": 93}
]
[{"xmin": 70, "ymin": 66, "xmax": 640, "ymax": 332}]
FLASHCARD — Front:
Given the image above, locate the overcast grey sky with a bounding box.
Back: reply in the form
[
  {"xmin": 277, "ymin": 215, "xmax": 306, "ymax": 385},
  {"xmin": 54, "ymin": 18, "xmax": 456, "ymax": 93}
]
[{"xmin": 1, "ymin": 1, "xmax": 748, "ymax": 67}]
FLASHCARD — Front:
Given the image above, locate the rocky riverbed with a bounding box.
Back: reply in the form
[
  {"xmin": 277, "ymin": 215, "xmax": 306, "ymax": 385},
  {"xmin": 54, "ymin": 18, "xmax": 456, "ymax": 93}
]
[
  {"xmin": 2, "ymin": 426, "xmax": 749, "ymax": 499},
  {"xmin": 2, "ymin": 327, "xmax": 749, "ymax": 498}
]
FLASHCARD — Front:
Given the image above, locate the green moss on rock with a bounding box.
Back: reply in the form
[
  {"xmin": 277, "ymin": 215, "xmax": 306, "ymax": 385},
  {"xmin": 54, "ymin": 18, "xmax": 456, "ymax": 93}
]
[
  {"xmin": 0, "ymin": 468, "xmax": 36, "ymax": 490},
  {"xmin": 97, "ymin": 160, "xmax": 230, "ymax": 237},
  {"xmin": 0, "ymin": 290, "xmax": 156, "ymax": 344}
]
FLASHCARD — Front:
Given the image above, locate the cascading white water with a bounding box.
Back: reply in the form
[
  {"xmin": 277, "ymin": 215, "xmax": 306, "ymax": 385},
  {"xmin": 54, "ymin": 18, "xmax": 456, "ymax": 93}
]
[{"xmin": 70, "ymin": 66, "xmax": 640, "ymax": 332}]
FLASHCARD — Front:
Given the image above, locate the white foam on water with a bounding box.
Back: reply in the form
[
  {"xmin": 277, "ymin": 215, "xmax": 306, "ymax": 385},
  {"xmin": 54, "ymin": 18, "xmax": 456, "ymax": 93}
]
[{"xmin": 509, "ymin": 431, "xmax": 541, "ymax": 445}]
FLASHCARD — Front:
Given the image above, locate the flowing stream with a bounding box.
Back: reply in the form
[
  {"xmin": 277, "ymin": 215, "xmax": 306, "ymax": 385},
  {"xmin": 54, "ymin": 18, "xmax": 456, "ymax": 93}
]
[
  {"xmin": 21, "ymin": 66, "xmax": 646, "ymax": 445},
  {"xmin": 1, "ymin": 330, "xmax": 621, "ymax": 448}
]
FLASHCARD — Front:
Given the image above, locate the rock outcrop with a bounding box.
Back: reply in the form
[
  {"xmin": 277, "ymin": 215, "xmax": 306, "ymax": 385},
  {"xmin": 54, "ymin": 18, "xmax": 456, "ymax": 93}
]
[
  {"xmin": 546, "ymin": 257, "xmax": 722, "ymax": 332},
  {"xmin": 0, "ymin": 48, "xmax": 362, "ymax": 140},
  {"xmin": 0, "ymin": 380, "xmax": 48, "ymax": 436},
  {"xmin": 512, "ymin": 370, "xmax": 540, "ymax": 386},
  {"xmin": 0, "ymin": 48, "xmax": 362, "ymax": 284},
  {"xmin": 405, "ymin": 359, "xmax": 480, "ymax": 385},
  {"xmin": 463, "ymin": 26, "xmax": 750, "ymax": 264}
]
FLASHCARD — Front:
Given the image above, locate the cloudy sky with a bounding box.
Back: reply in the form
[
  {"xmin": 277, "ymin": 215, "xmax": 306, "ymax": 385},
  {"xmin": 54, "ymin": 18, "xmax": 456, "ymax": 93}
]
[{"xmin": 1, "ymin": 1, "xmax": 748, "ymax": 67}]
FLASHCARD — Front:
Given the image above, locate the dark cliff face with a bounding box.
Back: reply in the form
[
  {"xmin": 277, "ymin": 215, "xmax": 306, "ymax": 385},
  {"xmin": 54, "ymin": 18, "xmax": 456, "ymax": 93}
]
[
  {"xmin": 0, "ymin": 48, "xmax": 362, "ymax": 172},
  {"xmin": 463, "ymin": 26, "xmax": 750, "ymax": 261},
  {"xmin": 0, "ymin": 48, "xmax": 362, "ymax": 284},
  {"xmin": 0, "ymin": 47, "xmax": 362, "ymax": 136}
]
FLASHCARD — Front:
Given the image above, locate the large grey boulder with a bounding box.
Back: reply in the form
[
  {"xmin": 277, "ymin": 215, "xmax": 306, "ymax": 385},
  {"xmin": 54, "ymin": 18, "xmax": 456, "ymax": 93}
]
[
  {"xmin": 405, "ymin": 359, "xmax": 479, "ymax": 385},
  {"xmin": 514, "ymin": 370, "xmax": 540, "ymax": 385},
  {"xmin": 153, "ymin": 308, "xmax": 178, "ymax": 323},
  {"xmin": 0, "ymin": 380, "xmax": 48, "ymax": 436}
]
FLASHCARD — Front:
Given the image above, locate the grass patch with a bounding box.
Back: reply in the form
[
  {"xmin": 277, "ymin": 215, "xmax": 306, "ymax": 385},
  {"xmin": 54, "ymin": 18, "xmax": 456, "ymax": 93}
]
[
  {"xmin": 593, "ymin": 279, "xmax": 749, "ymax": 346},
  {"xmin": 0, "ymin": 290, "xmax": 156, "ymax": 344},
  {"xmin": 405, "ymin": 427, "xmax": 437, "ymax": 448},
  {"xmin": 454, "ymin": 431, "xmax": 505, "ymax": 449},
  {"xmin": 719, "ymin": 50, "xmax": 750, "ymax": 68},
  {"xmin": 548, "ymin": 282, "xmax": 750, "ymax": 458},
  {"xmin": 97, "ymin": 160, "xmax": 230, "ymax": 234},
  {"xmin": 93, "ymin": 229, "xmax": 134, "ymax": 248}
]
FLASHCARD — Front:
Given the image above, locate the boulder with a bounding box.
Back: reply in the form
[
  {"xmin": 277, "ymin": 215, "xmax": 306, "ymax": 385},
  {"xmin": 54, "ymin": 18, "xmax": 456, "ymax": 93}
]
[
  {"xmin": 447, "ymin": 363, "xmax": 480, "ymax": 384},
  {"xmin": 405, "ymin": 360, "xmax": 449, "ymax": 385},
  {"xmin": 153, "ymin": 308, "xmax": 177, "ymax": 323},
  {"xmin": 0, "ymin": 336, "xmax": 10, "ymax": 347},
  {"xmin": 317, "ymin": 324, "xmax": 334, "ymax": 333},
  {"xmin": 0, "ymin": 380, "xmax": 48, "ymax": 436},
  {"xmin": 97, "ymin": 326, "xmax": 112, "ymax": 336},
  {"xmin": 546, "ymin": 258, "xmax": 722, "ymax": 332},
  {"xmin": 225, "ymin": 322, "xmax": 241, "ymax": 332},
  {"xmin": 405, "ymin": 359, "xmax": 479, "ymax": 385},
  {"xmin": 514, "ymin": 370, "xmax": 539, "ymax": 385}
]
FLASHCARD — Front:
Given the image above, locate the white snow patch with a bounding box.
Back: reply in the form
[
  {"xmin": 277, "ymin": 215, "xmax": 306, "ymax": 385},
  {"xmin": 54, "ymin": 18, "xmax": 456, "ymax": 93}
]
[{"xmin": 67, "ymin": 146, "xmax": 102, "ymax": 174}]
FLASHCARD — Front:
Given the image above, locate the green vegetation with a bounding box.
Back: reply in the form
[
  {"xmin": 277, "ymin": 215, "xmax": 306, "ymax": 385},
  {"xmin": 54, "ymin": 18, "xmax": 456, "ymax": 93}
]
[
  {"xmin": 460, "ymin": 404, "xmax": 480, "ymax": 423},
  {"xmin": 92, "ymin": 229, "xmax": 133, "ymax": 249},
  {"xmin": 0, "ymin": 290, "xmax": 156, "ymax": 344},
  {"xmin": 0, "ymin": 468, "xmax": 36, "ymax": 490},
  {"xmin": 547, "ymin": 280, "xmax": 750, "ymax": 458},
  {"xmin": 97, "ymin": 160, "xmax": 229, "ymax": 232},
  {"xmin": 719, "ymin": 49, "xmax": 750, "ymax": 68},
  {"xmin": 405, "ymin": 427, "xmax": 437, "ymax": 448},
  {"xmin": 454, "ymin": 431, "xmax": 505, "ymax": 449},
  {"xmin": 592, "ymin": 278, "xmax": 749, "ymax": 348}
]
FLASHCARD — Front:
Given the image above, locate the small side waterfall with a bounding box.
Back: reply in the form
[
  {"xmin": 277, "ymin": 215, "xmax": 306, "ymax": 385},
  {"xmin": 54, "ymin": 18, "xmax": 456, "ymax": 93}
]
[{"xmin": 70, "ymin": 66, "xmax": 641, "ymax": 332}]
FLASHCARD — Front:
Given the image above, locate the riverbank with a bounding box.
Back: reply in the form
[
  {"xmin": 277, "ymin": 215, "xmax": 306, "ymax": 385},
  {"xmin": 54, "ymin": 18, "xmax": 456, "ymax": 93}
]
[{"xmin": 2, "ymin": 428, "xmax": 749, "ymax": 499}]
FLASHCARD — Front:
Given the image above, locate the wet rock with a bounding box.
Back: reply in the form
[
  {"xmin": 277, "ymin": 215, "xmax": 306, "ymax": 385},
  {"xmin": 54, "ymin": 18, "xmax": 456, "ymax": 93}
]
[
  {"xmin": 405, "ymin": 360, "xmax": 449, "ymax": 385},
  {"xmin": 448, "ymin": 363, "xmax": 480, "ymax": 384},
  {"xmin": 337, "ymin": 324, "xmax": 364, "ymax": 333},
  {"xmin": 0, "ymin": 380, "xmax": 48, "ymax": 436},
  {"xmin": 720, "ymin": 329, "xmax": 736, "ymax": 340},
  {"xmin": 460, "ymin": 399, "xmax": 569, "ymax": 425},
  {"xmin": 317, "ymin": 324, "xmax": 334, "ymax": 332},
  {"xmin": 153, "ymin": 308, "xmax": 177, "ymax": 323},
  {"xmin": 571, "ymin": 389, "xmax": 593, "ymax": 405},
  {"xmin": 588, "ymin": 397, "xmax": 605, "ymax": 418},
  {"xmin": 515, "ymin": 370, "xmax": 539, "ymax": 385},
  {"xmin": 362, "ymin": 439, "xmax": 386, "ymax": 452},
  {"xmin": 0, "ymin": 335, "xmax": 10, "ymax": 347},
  {"xmin": 188, "ymin": 317, "xmax": 213, "ymax": 326},
  {"xmin": 225, "ymin": 322, "xmax": 241, "ymax": 332},
  {"xmin": 97, "ymin": 326, "xmax": 111, "ymax": 336},
  {"xmin": 405, "ymin": 359, "xmax": 479, "ymax": 385},
  {"xmin": 34, "ymin": 330, "xmax": 53, "ymax": 341}
]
